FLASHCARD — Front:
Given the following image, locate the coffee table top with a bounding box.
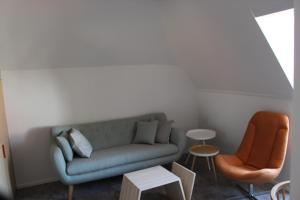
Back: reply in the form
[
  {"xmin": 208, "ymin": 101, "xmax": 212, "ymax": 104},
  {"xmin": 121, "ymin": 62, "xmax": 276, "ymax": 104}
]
[
  {"xmin": 186, "ymin": 129, "xmax": 216, "ymax": 141},
  {"xmin": 124, "ymin": 166, "xmax": 180, "ymax": 191},
  {"xmin": 189, "ymin": 145, "xmax": 219, "ymax": 157}
]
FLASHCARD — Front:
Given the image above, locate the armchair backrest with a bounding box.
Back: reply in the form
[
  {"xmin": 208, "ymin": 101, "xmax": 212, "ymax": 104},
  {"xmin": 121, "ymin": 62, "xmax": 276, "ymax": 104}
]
[{"xmin": 236, "ymin": 111, "xmax": 289, "ymax": 169}]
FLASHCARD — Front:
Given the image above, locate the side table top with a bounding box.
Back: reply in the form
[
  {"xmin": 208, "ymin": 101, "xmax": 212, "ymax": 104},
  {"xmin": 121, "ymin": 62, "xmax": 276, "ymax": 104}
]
[
  {"xmin": 189, "ymin": 145, "xmax": 219, "ymax": 157},
  {"xmin": 186, "ymin": 129, "xmax": 216, "ymax": 141}
]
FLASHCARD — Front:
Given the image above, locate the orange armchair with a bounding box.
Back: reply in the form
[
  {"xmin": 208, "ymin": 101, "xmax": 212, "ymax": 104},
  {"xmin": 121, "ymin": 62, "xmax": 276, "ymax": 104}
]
[{"xmin": 215, "ymin": 111, "xmax": 289, "ymax": 199}]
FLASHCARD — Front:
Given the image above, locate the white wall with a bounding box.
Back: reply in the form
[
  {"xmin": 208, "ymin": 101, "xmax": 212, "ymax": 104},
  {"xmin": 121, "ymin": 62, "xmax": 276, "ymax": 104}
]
[
  {"xmin": 2, "ymin": 65, "xmax": 199, "ymax": 188},
  {"xmin": 291, "ymin": 0, "xmax": 300, "ymax": 198},
  {"xmin": 197, "ymin": 90, "xmax": 292, "ymax": 180},
  {"xmin": 0, "ymin": 0, "xmax": 173, "ymax": 69}
]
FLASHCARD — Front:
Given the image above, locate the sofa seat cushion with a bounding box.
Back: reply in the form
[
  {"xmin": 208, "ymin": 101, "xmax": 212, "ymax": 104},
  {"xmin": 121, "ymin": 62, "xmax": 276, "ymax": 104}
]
[{"xmin": 67, "ymin": 144, "xmax": 178, "ymax": 175}]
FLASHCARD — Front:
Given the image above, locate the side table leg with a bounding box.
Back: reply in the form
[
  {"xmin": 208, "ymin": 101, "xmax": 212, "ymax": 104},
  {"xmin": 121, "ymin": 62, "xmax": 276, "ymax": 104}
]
[
  {"xmin": 166, "ymin": 181, "xmax": 186, "ymax": 200},
  {"xmin": 202, "ymin": 140, "xmax": 211, "ymax": 171},
  {"xmin": 119, "ymin": 176, "xmax": 141, "ymax": 200},
  {"xmin": 185, "ymin": 153, "xmax": 191, "ymax": 166},
  {"xmin": 191, "ymin": 156, "xmax": 196, "ymax": 171},
  {"xmin": 206, "ymin": 157, "xmax": 211, "ymax": 171},
  {"xmin": 211, "ymin": 157, "xmax": 217, "ymax": 182}
]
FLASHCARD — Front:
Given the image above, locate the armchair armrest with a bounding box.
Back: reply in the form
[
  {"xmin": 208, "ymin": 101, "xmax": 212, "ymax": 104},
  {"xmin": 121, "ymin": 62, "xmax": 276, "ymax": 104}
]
[
  {"xmin": 50, "ymin": 143, "xmax": 69, "ymax": 185},
  {"xmin": 170, "ymin": 128, "xmax": 186, "ymax": 157}
]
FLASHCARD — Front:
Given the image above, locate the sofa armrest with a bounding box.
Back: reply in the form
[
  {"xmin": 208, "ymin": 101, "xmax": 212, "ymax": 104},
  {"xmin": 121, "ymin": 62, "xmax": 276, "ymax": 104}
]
[
  {"xmin": 170, "ymin": 128, "xmax": 186, "ymax": 156},
  {"xmin": 50, "ymin": 143, "xmax": 69, "ymax": 185}
]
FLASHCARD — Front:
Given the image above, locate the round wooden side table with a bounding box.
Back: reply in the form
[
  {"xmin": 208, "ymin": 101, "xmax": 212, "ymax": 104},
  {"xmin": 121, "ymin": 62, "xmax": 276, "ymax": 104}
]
[
  {"xmin": 185, "ymin": 129, "xmax": 216, "ymax": 171},
  {"xmin": 186, "ymin": 129, "xmax": 216, "ymax": 141},
  {"xmin": 189, "ymin": 144, "xmax": 219, "ymax": 181}
]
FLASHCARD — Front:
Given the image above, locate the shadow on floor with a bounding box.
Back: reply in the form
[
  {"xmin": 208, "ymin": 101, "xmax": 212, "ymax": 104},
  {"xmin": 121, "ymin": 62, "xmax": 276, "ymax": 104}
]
[{"xmin": 16, "ymin": 156, "xmax": 282, "ymax": 200}]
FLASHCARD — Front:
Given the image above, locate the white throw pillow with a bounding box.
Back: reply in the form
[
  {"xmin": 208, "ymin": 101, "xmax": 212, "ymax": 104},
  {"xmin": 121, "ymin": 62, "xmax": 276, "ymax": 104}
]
[{"xmin": 69, "ymin": 128, "xmax": 93, "ymax": 158}]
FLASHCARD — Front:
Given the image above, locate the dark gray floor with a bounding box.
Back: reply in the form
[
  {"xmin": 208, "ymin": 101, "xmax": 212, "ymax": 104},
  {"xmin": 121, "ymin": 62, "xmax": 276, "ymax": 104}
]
[{"xmin": 16, "ymin": 158, "xmax": 285, "ymax": 200}]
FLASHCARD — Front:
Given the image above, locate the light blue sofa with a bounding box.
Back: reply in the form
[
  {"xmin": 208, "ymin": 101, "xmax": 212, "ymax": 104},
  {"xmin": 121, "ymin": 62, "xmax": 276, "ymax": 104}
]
[{"xmin": 50, "ymin": 113, "xmax": 186, "ymax": 198}]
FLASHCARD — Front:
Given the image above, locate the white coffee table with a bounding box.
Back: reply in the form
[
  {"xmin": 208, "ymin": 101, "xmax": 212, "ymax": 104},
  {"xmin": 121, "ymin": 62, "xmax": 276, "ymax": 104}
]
[
  {"xmin": 185, "ymin": 129, "xmax": 217, "ymax": 171},
  {"xmin": 119, "ymin": 166, "xmax": 186, "ymax": 200}
]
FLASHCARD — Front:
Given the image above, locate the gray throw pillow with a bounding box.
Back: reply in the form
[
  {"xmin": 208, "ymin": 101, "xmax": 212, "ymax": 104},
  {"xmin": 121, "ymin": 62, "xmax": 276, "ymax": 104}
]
[
  {"xmin": 56, "ymin": 131, "xmax": 74, "ymax": 162},
  {"xmin": 155, "ymin": 120, "xmax": 174, "ymax": 144},
  {"xmin": 69, "ymin": 128, "xmax": 93, "ymax": 158},
  {"xmin": 133, "ymin": 120, "xmax": 158, "ymax": 145}
]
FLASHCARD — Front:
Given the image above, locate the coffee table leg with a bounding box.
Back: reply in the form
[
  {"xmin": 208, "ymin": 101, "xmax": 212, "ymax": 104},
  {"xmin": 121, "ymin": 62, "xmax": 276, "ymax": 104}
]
[
  {"xmin": 166, "ymin": 180, "xmax": 186, "ymax": 200},
  {"xmin": 119, "ymin": 176, "xmax": 141, "ymax": 200},
  {"xmin": 211, "ymin": 157, "xmax": 217, "ymax": 182},
  {"xmin": 191, "ymin": 156, "xmax": 196, "ymax": 171}
]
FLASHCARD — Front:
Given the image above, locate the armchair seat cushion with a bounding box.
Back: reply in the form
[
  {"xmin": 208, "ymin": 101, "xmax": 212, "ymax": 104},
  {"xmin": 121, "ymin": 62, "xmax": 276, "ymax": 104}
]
[
  {"xmin": 67, "ymin": 143, "xmax": 178, "ymax": 175},
  {"xmin": 215, "ymin": 155, "xmax": 280, "ymax": 185}
]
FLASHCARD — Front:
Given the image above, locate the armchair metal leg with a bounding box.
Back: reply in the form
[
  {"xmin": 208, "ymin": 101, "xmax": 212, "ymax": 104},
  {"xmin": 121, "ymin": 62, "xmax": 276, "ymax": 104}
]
[
  {"xmin": 68, "ymin": 185, "xmax": 74, "ymax": 200},
  {"xmin": 248, "ymin": 184, "xmax": 258, "ymax": 200},
  {"xmin": 236, "ymin": 184, "xmax": 258, "ymax": 200},
  {"xmin": 236, "ymin": 184, "xmax": 269, "ymax": 200}
]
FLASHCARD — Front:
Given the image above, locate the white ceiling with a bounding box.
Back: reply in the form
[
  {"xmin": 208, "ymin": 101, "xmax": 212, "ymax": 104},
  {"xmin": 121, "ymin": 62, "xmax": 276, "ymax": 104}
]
[{"xmin": 0, "ymin": 0, "xmax": 293, "ymax": 97}]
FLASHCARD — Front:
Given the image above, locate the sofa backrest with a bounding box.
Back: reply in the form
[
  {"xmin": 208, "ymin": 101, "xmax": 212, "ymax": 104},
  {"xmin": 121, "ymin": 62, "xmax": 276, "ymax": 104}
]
[{"xmin": 51, "ymin": 113, "xmax": 167, "ymax": 150}]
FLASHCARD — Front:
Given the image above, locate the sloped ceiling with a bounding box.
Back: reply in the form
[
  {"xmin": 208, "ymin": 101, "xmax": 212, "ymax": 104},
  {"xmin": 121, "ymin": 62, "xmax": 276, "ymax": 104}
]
[
  {"xmin": 161, "ymin": 0, "xmax": 293, "ymax": 97},
  {"xmin": 248, "ymin": 0, "xmax": 293, "ymax": 16},
  {"xmin": 0, "ymin": 0, "xmax": 293, "ymax": 97}
]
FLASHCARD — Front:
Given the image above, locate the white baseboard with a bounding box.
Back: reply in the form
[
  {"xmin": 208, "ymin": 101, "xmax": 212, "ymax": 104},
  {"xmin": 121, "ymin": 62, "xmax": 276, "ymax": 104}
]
[{"xmin": 16, "ymin": 177, "xmax": 59, "ymax": 189}]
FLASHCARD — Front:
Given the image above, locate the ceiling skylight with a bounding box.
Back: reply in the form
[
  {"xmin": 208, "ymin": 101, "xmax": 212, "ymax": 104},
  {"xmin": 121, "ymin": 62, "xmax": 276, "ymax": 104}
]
[{"xmin": 255, "ymin": 9, "xmax": 294, "ymax": 88}]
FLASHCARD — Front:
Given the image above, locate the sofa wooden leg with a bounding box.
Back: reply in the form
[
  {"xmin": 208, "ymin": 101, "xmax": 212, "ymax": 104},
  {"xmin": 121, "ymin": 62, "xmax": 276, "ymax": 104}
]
[{"xmin": 68, "ymin": 185, "xmax": 74, "ymax": 200}]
